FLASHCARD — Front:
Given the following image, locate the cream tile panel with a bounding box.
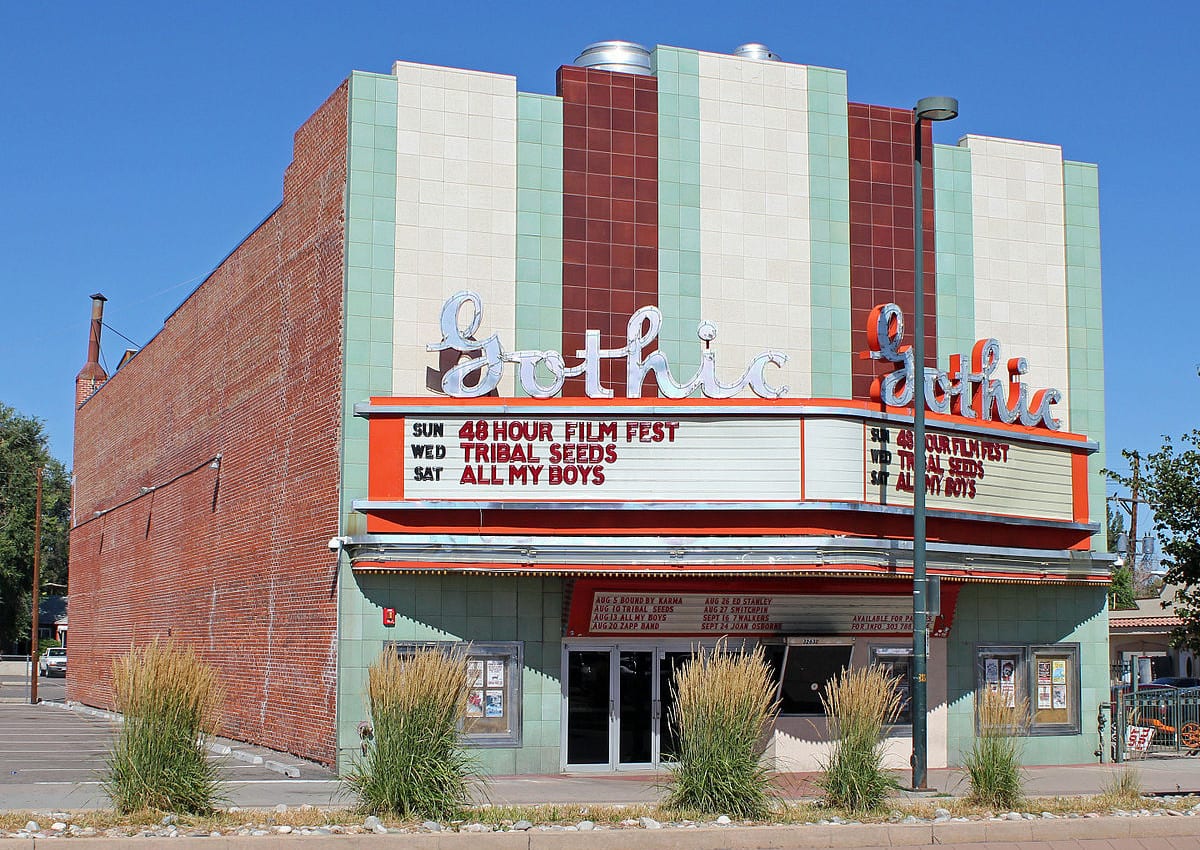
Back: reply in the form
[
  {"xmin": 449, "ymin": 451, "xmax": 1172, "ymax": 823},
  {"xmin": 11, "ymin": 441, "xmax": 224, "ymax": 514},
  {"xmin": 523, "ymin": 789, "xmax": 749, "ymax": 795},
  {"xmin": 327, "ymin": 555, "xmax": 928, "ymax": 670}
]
[
  {"xmin": 391, "ymin": 61, "xmax": 518, "ymax": 396},
  {"xmin": 697, "ymin": 52, "xmax": 812, "ymax": 398},
  {"xmin": 963, "ymin": 135, "xmax": 1070, "ymax": 429}
]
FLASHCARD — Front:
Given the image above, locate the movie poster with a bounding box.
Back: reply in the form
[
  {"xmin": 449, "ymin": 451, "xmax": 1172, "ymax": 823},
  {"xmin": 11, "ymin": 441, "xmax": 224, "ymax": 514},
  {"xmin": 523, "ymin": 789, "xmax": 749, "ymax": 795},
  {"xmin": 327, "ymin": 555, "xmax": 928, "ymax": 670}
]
[
  {"xmin": 1038, "ymin": 685, "xmax": 1052, "ymax": 709},
  {"xmin": 1000, "ymin": 659, "xmax": 1016, "ymax": 708}
]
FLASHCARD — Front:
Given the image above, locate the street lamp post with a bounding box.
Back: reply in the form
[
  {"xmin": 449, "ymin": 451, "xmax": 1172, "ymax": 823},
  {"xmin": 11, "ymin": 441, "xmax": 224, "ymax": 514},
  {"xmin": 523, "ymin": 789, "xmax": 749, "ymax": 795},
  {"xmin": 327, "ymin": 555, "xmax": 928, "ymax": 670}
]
[{"xmin": 911, "ymin": 95, "xmax": 958, "ymax": 791}]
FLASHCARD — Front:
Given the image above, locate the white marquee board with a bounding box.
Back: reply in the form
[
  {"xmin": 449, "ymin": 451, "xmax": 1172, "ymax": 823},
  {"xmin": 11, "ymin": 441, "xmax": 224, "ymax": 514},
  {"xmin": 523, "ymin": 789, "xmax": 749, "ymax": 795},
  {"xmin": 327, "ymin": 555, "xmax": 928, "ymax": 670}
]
[{"xmin": 371, "ymin": 408, "xmax": 1084, "ymax": 524}]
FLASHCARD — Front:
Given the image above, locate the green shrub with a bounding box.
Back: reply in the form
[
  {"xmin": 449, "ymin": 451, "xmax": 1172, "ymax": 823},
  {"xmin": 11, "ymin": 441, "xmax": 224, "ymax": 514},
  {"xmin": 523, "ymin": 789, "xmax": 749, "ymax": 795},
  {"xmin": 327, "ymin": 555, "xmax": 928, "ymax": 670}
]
[
  {"xmin": 346, "ymin": 646, "xmax": 476, "ymax": 819},
  {"xmin": 963, "ymin": 688, "xmax": 1026, "ymax": 809},
  {"xmin": 103, "ymin": 639, "xmax": 224, "ymax": 814},
  {"xmin": 664, "ymin": 642, "xmax": 780, "ymax": 819},
  {"xmin": 816, "ymin": 665, "xmax": 902, "ymax": 814}
]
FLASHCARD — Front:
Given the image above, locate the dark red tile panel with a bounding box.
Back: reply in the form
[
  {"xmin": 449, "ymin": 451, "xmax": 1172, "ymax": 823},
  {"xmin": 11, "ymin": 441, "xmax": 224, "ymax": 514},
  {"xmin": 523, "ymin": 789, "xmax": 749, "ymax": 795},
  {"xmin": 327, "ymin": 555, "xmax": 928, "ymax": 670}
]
[
  {"xmin": 557, "ymin": 66, "xmax": 658, "ymax": 396},
  {"xmin": 848, "ymin": 103, "xmax": 937, "ymax": 401}
]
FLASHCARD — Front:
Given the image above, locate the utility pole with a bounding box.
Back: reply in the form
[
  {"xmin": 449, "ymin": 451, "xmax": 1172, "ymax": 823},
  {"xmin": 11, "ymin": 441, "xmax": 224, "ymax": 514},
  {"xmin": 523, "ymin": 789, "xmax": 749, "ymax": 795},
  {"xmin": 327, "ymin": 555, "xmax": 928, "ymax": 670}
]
[
  {"xmin": 29, "ymin": 466, "xmax": 43, "ymax": 705},
  {"xmin": 1128, "ymin": 452, "xmax": 1139, "ymax": 581}
]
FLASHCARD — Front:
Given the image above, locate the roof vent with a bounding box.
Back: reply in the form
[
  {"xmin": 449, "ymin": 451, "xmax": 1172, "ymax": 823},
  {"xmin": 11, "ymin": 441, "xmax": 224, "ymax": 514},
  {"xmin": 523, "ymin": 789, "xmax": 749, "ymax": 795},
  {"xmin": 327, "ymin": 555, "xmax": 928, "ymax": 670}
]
[
  {"xmin": 733, "ymin": 43, "xmax": 782, "ymax": 62},
  {"xmin": 574, "ymin": 41, "xmax": 653, "ymax": 76}
]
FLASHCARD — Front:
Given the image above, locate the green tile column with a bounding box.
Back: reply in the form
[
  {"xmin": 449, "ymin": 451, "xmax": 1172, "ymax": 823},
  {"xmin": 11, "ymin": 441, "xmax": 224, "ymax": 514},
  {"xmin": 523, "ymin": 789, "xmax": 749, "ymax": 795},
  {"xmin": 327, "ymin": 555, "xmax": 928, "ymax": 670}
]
[
  {"xmin": 338, "ymin": 70, "xmax": 400, "ymax": 768},
  {"xmin": 806, "ymin": 67, "xmax": 852, "ymax": 398},
  {"xmin": 515, "ymin": 93, "xmax": 563, "ymax": 392},
  {"xmin": 934, "ymin": 143, "xmax": 976, "ymax": 357},
  {"xmin": 351, "ymin": 573, "xmax": 565, "ymax": 775},
  {"xmin": 1063, "ymin": 161, "xmax": 1106, "ymax": 546},
  {"xmin": 653, "ymin": 46, "xmax": 702, "ymax": 378}
]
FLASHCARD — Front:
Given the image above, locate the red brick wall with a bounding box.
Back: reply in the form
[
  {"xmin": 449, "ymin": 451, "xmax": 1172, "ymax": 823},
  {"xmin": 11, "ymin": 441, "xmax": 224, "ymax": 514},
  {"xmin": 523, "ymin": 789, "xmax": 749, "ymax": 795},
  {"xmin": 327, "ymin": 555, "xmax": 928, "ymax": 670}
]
[
  {"xmin": 67, "ymin": 82, "xmax": 348, "ymax": 766},
  {"xmin": 557, "ymin": 66, "xmax": 658, "ymax": 396}
]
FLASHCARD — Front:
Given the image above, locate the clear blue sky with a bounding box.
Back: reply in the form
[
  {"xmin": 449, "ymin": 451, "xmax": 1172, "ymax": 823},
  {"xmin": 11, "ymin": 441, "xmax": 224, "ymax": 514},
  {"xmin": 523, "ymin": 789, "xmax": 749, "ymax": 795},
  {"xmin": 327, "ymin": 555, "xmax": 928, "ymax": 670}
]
[{"xmin": 2, "ymin": 0, "xmax": 1195, "ymax": 500}]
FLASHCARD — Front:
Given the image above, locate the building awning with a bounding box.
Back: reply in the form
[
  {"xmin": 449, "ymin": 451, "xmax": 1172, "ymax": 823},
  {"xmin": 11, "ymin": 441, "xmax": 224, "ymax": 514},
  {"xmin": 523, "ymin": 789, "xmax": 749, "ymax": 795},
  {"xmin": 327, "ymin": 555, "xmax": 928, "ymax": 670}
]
[
  {"xmin": 345, "ymin": 533, "xmax": 1110, "ymax": 585},
  {"xmin": 1111, "ymin": 616, "xmax": 1180, "ymax": 630}
]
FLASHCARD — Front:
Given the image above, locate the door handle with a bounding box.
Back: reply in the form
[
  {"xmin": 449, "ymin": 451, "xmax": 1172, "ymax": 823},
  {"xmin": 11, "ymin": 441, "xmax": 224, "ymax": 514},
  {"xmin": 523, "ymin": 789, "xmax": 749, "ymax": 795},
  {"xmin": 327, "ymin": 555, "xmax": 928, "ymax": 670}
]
[{"xmin": 610, "ymin": 699, "xmax": 615, "ymax": 717}]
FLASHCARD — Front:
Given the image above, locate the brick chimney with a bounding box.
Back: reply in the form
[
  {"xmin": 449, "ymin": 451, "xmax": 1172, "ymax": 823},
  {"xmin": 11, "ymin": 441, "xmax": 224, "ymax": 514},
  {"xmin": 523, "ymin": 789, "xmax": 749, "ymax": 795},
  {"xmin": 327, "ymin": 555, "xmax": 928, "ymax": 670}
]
[{"xmin": 75, "ymin": 293, "xmax": 109, "ymax": 407}]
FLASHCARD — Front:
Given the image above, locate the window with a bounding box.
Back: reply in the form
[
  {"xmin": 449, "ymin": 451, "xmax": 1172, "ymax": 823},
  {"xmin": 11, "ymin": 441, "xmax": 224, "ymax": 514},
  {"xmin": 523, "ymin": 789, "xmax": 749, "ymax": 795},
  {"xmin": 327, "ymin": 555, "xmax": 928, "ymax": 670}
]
[
  {"xmin": 772, "ymin": 639, "xmax": 853, "ymax": 715},
  {"xmin": 388, "ymin": 641, "xmax": 523, "ymax": 747},
  {"xmin": 1030, "ymin": 645, "xmax": 1079, "ymax": 734},
  {"xmin": 870, "ymin": 645, "xmax": 914, "ymax": 725},
  {"xmin": 975, "ymin": 643, "xmax": 1080, "ymax": 736}
]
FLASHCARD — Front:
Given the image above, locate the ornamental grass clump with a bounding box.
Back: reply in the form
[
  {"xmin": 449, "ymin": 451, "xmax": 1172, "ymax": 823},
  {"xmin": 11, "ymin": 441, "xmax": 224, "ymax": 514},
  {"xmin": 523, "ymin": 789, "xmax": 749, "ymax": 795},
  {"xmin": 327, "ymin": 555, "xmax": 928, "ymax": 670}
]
[
  {"xmin": 664, "ymin": 642, "xmax": 780, "ymax": 819},
  {"xmin": 816, "ymin": 664, "xmax": 903, "ymax": 814},
  {"xmin": 963, "ymin": 688, "xmax": 1027, "ymax": 809},
  {"xmin": 346, "ymin": 646, "xmax": 476, "ymax": 819},
  {"xmin": 1098, "ymin": 765, "xmax": 1143, "ymax": 810},
  {"xmin": 103, "ymin": 638, "xmax": 224, "ymax": 814}
]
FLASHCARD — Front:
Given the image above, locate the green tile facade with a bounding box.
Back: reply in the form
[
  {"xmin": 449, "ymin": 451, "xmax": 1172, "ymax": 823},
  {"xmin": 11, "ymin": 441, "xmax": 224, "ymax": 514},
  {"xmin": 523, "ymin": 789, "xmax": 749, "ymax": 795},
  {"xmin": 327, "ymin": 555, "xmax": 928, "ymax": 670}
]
[
  {"xmin": 806, "ymin": 67, "xmax": 852, "ymax": 398},
  {"xmin": 933, "ymin": 143, "xmax": 976, "ymax": 358},
  {"xmin": 345, "ymin": 574, "xmax": 565, "ymax": 775},
  {"xmin": 652, "ymin": 46, "xmax": 703, "ymax": 379},
  {"xmin": 515, "ymin": 92, "xmax": 564, "ymax": 393},
  {"xmin": 946, "ymin": 584, "xmax": 1109, "ymax": 765},
  {"xmin": 337, "ymin": 70, "xmax": 402, "ymax": 770},
  {"xmin": 1063, "ymin": 161, "xmax": 1106, "ymax": 545}
]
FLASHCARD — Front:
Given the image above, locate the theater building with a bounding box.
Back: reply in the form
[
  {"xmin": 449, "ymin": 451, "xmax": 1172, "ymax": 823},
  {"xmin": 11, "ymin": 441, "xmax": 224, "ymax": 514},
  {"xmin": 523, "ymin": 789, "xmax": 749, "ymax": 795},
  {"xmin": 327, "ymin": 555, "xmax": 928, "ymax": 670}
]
[{"xmin": 68, "ymin": 41, "xmax": 1110, "ymax": 774}]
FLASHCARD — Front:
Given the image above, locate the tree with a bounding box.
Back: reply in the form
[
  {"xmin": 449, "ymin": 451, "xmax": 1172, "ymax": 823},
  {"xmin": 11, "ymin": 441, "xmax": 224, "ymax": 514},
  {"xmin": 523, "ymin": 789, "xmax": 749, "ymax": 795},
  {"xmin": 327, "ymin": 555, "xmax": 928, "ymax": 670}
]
[
  {"xmin": 0, "ymin": 404, "xmax": 71, "ymax": 652},
  {"xmin": 1106, "ymin": 503, "xmax": 1135, "ymax": 610},
  {"xmin": 1108, "ymin": 434, "xmax": 1200, "ymax": 651}
]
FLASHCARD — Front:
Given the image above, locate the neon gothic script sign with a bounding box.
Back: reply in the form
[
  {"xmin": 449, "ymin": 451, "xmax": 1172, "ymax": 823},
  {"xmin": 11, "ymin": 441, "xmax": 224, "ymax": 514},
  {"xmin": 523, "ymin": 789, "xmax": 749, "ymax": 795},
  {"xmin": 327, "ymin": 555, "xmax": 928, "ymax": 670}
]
[
  {"xmin": 428, "ymin": 291, "xmax": 790, "ymax": 399},
  {"xmin": 426, "ymin": 292, "xmax": 1062, "ymax": 430}
]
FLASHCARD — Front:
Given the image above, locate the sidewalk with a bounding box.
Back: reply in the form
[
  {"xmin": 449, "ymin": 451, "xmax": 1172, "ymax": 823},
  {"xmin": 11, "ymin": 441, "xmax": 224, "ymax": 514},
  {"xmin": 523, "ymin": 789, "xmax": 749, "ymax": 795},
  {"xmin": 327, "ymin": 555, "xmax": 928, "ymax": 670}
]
[
  {"xmin": 3, "ymin": 697, "xmax": 1199, "ymax": 812},
  {"xmin": 480, "ymin": 758, "xmax": 1200, "ymax": 806}
]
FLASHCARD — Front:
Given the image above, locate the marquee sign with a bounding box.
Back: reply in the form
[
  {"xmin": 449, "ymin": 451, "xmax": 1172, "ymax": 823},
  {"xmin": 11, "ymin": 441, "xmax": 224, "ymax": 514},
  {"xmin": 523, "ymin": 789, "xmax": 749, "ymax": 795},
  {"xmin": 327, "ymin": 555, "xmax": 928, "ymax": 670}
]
[
  {"xmin": 586, "ymin": 591, "xmax": 915, "ymax": 636},
  {"xmin": 561, "ymin": 579, "xmax": 964, "ymax": 637},
  {"xmin": 363, "ymin": 404, "xmax": 1090, "ymax": 524}
]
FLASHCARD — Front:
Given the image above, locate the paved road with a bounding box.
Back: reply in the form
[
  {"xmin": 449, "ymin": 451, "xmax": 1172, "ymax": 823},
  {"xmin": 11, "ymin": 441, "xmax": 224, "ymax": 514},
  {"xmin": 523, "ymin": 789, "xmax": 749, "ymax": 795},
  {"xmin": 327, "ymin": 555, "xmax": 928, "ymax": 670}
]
[{"xmin": 0, "ymin": 673, "xmax": 65, "ymax": 704}]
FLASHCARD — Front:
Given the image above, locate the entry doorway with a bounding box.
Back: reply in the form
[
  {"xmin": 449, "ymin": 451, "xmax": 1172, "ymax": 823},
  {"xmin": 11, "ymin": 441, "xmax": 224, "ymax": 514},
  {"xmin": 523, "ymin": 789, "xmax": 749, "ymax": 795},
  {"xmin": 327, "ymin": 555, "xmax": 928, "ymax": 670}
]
[{"xmin": 561, "ymin": 643, "xmax": 728, "ymax": 771}]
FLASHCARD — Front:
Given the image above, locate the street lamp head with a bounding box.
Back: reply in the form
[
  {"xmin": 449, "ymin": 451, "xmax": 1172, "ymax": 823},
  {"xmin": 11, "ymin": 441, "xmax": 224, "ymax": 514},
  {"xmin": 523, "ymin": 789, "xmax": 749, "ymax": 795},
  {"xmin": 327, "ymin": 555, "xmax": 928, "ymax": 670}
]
[{"xmin": 914, "ymin": 96, "xmax": 959, "ymax": 122}]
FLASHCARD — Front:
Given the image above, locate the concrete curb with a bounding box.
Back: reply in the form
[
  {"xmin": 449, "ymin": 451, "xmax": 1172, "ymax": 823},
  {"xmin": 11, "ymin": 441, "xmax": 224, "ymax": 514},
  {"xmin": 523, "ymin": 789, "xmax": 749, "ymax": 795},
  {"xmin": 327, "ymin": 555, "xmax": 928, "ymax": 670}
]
[{"xmin": 11, "ymin": 815, "xmax": 1200, "ymax": 848}]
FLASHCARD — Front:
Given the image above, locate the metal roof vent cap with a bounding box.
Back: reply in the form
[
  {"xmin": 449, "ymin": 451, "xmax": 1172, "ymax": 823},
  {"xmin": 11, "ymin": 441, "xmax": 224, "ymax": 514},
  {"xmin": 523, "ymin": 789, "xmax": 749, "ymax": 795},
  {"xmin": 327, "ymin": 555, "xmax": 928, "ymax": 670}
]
[
  {"xmin": 733, "ymin": 43, "xmax": 782, "ymax": 61},
  {"xmin": 574, "ymin": 41, "xmax": 653, "ymax": 75}
]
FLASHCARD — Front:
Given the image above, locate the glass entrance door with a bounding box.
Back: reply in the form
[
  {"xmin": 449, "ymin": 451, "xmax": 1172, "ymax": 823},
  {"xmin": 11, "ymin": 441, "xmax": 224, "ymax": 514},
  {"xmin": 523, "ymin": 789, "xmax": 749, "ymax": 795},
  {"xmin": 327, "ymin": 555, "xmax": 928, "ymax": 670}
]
[
  {"xmin": 657, "ymin": 651, "xmax": 693, "ymax": 763},
  {"xmin": 565, "ymin": 645, "xmax": 696, "ymax": 771},
  {"xmin": 565, "ymin": 650, "xmax": 611, "ymax": 766},
  {"xmin": 618, "ymin": 651, "xmax": 654, "ymax": 766}
]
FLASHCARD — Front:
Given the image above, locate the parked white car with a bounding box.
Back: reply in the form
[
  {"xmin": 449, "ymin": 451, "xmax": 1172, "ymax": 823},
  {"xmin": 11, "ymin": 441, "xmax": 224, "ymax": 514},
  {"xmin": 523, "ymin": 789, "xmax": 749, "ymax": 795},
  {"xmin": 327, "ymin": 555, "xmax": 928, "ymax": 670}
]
[{"xmin": 39, "ymin": 647, "xmax": 66, "ymax": 677}]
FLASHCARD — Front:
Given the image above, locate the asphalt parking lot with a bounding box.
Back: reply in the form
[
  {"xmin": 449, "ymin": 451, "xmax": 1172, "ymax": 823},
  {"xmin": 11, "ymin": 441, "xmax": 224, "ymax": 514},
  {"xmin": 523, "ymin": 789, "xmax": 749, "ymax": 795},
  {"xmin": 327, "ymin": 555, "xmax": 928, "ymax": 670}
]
[{"xmin": 0, "ymin": 697, "xmax": 343, "ymax": 811}]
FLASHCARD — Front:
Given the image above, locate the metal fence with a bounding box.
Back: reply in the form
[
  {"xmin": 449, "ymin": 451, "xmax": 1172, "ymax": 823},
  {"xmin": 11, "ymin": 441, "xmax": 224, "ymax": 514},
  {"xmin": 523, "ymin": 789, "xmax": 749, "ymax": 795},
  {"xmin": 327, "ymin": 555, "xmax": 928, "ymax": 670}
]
[{"xmin": 1114, "ymin": 686, "xmax": 1200, "ymax": 761}]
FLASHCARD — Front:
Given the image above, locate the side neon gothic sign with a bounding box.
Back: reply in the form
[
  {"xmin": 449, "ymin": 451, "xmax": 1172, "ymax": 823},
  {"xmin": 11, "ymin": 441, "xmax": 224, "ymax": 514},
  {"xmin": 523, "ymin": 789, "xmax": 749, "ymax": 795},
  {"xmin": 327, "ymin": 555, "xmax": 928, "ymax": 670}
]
[{"xmin": 867, "ymin": 302, "xmax": 1062, "ymax": 430}]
